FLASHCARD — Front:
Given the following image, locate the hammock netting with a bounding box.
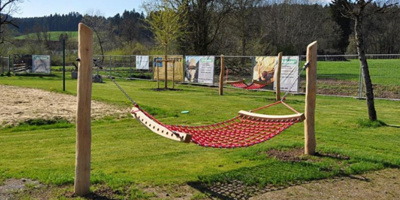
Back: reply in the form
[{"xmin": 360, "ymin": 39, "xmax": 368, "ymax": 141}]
[
  {"xmin": 227, "ymin": 80, "xmax": 268, "ymax": 90},
  {"xmin": 131, "ymin": 101, "xmax": 304, "ymax": 148}
]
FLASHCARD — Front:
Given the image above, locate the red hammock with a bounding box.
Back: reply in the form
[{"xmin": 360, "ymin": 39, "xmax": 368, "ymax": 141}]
[
  {"xmin": 226, "ymin": 80, "xmax": 270, "ymax": 90},
  {"xmin": 131, "ymin": 101, "xmax": 304, "ymax": 148}
]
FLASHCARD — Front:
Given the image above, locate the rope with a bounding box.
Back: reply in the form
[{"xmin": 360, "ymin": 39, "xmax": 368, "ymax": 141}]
[
  {"xmin": 111, "ymin": 78, "xmax": 136, "ymax": 105},
  {"xmin": 281, "ymin": 101, "xmax": 301, "ymax": 114},
  {"xmin": 281, "ymin": 62, "xmax": 309, "ymax": 100},
  {"xmin": 250, "ymin": 101, "xmax": 282, "ymax": 112}
]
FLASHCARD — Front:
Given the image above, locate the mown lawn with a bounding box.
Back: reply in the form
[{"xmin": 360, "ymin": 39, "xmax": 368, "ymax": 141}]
[
  {"xmin": 303, "ymin": 59, "xmax": 400, "ymax": 86},
  {"xmin": 14, "ymin": 31, "xmax": 78, "ymax": 41},
  {"xmin": 0, "ymin": 75, "xmax": 399, "ymax": 198}
]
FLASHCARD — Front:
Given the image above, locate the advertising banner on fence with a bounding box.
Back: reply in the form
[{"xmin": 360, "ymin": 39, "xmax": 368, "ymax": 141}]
[
  {"xmin": 153, "ymin": 55, "xmax": 184, "ymax": 82},
  {"xmin": 185, "ymin": 56, "xmax": 215, "ymax": 84},
  {"xmin": 274, "ymin": 56, "xmax": 299, "ymax": 92},
  {"xmin": 136, "ymin": 55, "xmax": 149, "ymax": 70},
  {"xmin": 32, "ymin": 55, "xmax": 51, "ymax": 74},
  {"xmin": 252, "ymin": 56, "xmax": 277, "ymax": 89}
]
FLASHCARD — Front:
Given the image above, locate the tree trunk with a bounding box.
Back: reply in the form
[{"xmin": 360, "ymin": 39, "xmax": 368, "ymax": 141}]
[{"xmin": 355, "ymin": 16, "xmax": 377, "ymax": 121}]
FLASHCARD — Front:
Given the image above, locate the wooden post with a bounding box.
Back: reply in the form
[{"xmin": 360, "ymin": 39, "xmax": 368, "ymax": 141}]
[
  {"xmin": 276, "ymin": 52, "xmax": 283, "ymax": 101},
  {"xmin": 172, "ymin": 60, "xmax": 175, "ymax": 89},
  {"xmin": 219, "ymin": 55, "xmax": 225, "ymax": 96},
  {"xmin": 74, "ymin": 23, "xmax": 93, "ymax": 196},
  {"xmin": 304, "ymin": 41, "xmax": 317, "ymax": 155},
  {"xmin": 164, "ymin": 54, "xmax": 168, "ymax": 89},
  {"xmin": 157, "ymin": 59, "xmax": 160, "ymax": 89}
]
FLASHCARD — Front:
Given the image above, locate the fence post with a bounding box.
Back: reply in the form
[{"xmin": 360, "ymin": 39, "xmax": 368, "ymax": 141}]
[
  {"xmin": 74, "ymin": 23, "xmax": 93, "ymax": 196},
  {"xmin": 8, "ymin": 55, "xmax": 11, "ymax": 75},
  {"xmin": 304, "ymin": 41, "xmax": 317, "ymax": 155},
  {"xmin": 63, "ymin": 39, "xmax": 66, "ymax": 91},
  {"xmin": 172, "ymin": 60, "xmax": 175, "ymax": 89},
  {"xmin": 219, "ymin": 55, "xmax": 225, "ymax": 95},
  {"xmin": 130, "ymin": 55, "xmax": 133, "ymax": 78}
]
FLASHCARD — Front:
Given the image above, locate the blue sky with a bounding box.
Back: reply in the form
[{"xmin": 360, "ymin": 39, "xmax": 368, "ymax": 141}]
[
  {"xmin": 13, "ymin": 0, "xmax": 332, "ymax": 18},
  {"xmin": 13, "ymin": 0, "xmax": 144, "ymax": 18}
]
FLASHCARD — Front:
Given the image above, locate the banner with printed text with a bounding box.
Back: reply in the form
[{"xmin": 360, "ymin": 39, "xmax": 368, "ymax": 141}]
[
  {"xmin": 185, "ymin": 56, "xmax": 215, "ymax": 84},
  {"xmin": 273, "ymin": 56, "xmax": 299, "ymax": 92}
]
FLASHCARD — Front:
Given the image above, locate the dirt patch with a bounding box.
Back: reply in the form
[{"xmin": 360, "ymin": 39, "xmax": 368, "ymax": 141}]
[
  {"xmin": 299, "ymin": 79, "xmax": 400, "ymax": 99},
  {"xmin": 0, "ymin": 178, "xmax": 42, "ymax": 199},
  {"xmin": 0, "ymin": 85, "xmax": 129, "ymax": 126},
  {"xmin": 2, "ymin": 169, "xmax": 400, "ymax": 200},
  {"xmin": 265, "ymin": 148, "xmax": 350, "ymax": 163},
  {"xmin": 250, "ymin": 168, "xmax": 400, "ymax": 200}
]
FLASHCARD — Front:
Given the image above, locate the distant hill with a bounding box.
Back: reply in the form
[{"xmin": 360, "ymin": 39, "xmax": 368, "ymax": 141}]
[
  {"xmin": 14, "ymin": 31, "xmax": 78, "ymax": 41},
  {"xmin": 14, "ymin": 12, "xmax": 82, "ymax": 34}
]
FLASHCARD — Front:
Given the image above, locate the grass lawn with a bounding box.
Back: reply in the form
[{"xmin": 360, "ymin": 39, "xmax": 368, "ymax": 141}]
[
  {"xmin": 14, "ymin": 31, "xmax": 78, "ymax": 41},
  {"xmin": 0, "ymin": 75, "xmax": 399, "ymax": 199},
  {"xmin": 302, "ymin": 59, "xmax": 400, "ymax": 85}
]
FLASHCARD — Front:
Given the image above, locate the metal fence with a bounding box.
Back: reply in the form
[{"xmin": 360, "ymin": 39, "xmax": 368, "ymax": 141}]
[
  {"xmin": 0, "ymin": 56, "xmax": 9, "ymax": 75},
  {"xmin": 3, "ymin": 53, "xmax": 399, "ymax": 100},
  {"xmin": 84, "ymin": 54, "xmax": 400, "ymax": 100},
  {"xmin": 92, "ymin": 55, "xmax": 153, "ymax": 79},
  {"xmin": 300, "ymin": 54, "xmax": 400, "ymax": 100}
]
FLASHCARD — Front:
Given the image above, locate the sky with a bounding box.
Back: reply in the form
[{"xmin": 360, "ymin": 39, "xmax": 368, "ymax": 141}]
[
  {"xmin": 13, "ymin": 0, "xmax": 145, "ymax": 18},
  {"xmin": 12, "ymin": 0, "xmax": 333, "ymax": 18}
]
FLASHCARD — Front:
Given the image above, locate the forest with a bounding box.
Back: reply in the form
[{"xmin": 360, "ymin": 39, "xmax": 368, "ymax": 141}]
[{"xmin": 1, "ymin": 0, "xmax": 400, "ymax": 57}]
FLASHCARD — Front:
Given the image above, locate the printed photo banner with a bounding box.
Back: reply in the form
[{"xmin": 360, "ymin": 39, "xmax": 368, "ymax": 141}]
[
  {"xmin": 136, "ymin": 55, "xmax": 149, "ymax": 70},
  {"xmin": 252, "ymin": 56, "xmax": 277, "ymax": 85},
  {"xmin": 185, "ymin": 56, "xmax": 215, "ymax": 84},
  {"xmin": 32, "ymin": 55, "xmax": 51, "ymax": 74},
  {"xmin": 274, "ymin": 56, "xmax": 299, "ymax": 92}
]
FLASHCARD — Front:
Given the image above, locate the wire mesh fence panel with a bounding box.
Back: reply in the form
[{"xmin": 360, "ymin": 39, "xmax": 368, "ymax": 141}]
[
  {"xmin": 0, "ymin": 57, "xmax": 8, "ymax": 75},
  {"xmin": 222, "ymin": 56, "xmax": 255, "ymax": 85},
  {"xmin": 300, "ymin": 55, "xmax": 361, "ymax": 97},
  {"xmin": 363, "ymin": 55, "xmax": 400, "ymax": 99},
  {"xmin": 300, "ymin": 54, "xmax": 400, "ymax": 100},
  {"xmin": 93, "ymin": 55, "xmax": 152, "ymax": 80}
]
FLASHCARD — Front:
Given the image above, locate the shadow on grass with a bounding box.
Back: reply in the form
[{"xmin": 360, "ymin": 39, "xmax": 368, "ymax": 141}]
[
  {"xmin": 65, "ymin": 192, "xmax": 114, "ymax": 200},
  {"xmin": 82, "ymin": 193, "xmax": 114, "ymax": 200},
  {"xmin": 187, "ymin": 148, "xmax": 385, "ymax": 199}
]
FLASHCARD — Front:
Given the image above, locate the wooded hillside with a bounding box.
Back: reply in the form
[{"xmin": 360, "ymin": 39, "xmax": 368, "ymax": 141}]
[{"xmin": 2, "ymin": 1, "xmax": 400, "ymax": 56}]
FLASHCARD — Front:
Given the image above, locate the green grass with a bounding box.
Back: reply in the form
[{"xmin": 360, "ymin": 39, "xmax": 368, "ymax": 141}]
[
  {"xmin": 0, "ymin": 75, "xmax": 399, "ymax": 198},
  {"xmin": 302, "ymin": 59, "xmax": 400, "ymax": 85},
  {"xmin": 14, "ymin": 31, "xmax": 78, "ymax": 41}
]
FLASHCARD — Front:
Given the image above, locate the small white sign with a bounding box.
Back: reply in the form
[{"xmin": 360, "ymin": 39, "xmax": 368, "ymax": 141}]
[{"xmin": 136, "ymin": 56, "xmax": 149, "ymax": 70}]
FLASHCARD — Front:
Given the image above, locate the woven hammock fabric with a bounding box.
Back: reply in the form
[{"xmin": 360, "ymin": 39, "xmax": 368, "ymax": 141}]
[
  {"xmin": 230, "ymin": 82, "xmax": 249, "ymax": 89},
  {"xmin": 135, "ymin": 106, "xmax": 303, "ymax": 148},
  {"xmin": 228, "ymin": 81, "xmax": 267, "ymax": 90},
  {"xmin": 244, "ymin": 82, "xmax": 267, "ymax": 90}
]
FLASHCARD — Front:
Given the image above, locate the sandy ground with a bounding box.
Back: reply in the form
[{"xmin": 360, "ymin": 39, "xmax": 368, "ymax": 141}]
[{"xmin": 0, "ymin": 85, "xmax": 129, "ymax": 126}]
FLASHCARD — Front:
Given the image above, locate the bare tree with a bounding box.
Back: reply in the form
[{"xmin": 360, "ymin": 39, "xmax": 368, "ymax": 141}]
[
  {"xmin": 0, "ymin": 0, "xmax": 22, "ymax": 44},
  {"xmin": 334, "ymin": 0, "xmax": 397, "ymax": 121},
  {"xmin": 232, "ymin": 0, "xmax": 262, "ymax": 56},
  {"xmin": 82, "ymin": 11, "xmax": 108, "ymax": 62},
  {"xmin": 166, "ymin": 0, "xmax": 233, "ymax": 54}
]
